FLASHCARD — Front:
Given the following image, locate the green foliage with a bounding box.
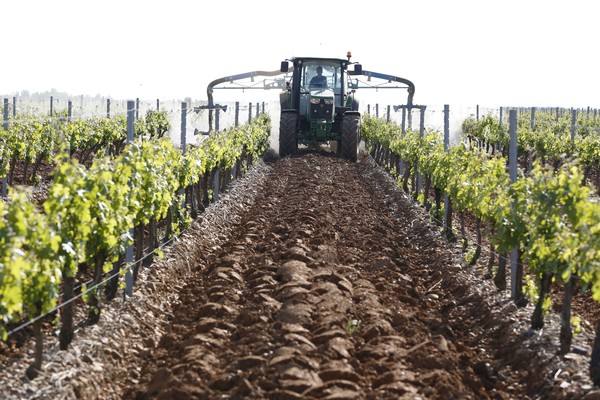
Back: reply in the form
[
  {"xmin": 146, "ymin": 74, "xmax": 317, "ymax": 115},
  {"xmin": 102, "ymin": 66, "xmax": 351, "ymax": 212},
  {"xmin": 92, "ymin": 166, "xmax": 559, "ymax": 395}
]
[
  {"xmin": 345, "ymin": 319, "xmax": 361, "ymax": 335},
  {"xmin": 572, "ymin": 315, "xmax": 582, "ymax": 335},
  {"xmin": 463, "ymin": 111, "xmax": 600, "ymax": 170},
  {"xmin": 135, "ymin": 110, "xmax": 170, "ymax": 140},
  {"xmin": 0, "ymin": 191, "xmax": 61, "ymax": 339},
  {"xmin": 462, "ymin": 115, "xmax": 508, "ymax": 148},
  {"xmin": 517, "ymin": 164, "xmax": 592, "ymax": 285},
  {"xmin": 0, "ymin": 114, "xmax": 271, "ymax": 338},
  {"xmin": 0, "ymin": 111, "xmax": 171, "ymax": 181},
  {"xmin": 362, "ymin": 115, "xmax": 600, "ymax": 308}
]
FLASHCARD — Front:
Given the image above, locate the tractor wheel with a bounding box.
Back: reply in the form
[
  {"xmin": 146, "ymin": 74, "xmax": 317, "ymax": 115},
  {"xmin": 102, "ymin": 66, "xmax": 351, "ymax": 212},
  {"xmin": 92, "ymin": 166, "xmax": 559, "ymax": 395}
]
[
  {"xmin": 341, "ymin": 113, "xmax": 360, "ymax": 162},
  {"xmin": 279, "ymin": 112, "xmax": 297, "ymax": 157}
]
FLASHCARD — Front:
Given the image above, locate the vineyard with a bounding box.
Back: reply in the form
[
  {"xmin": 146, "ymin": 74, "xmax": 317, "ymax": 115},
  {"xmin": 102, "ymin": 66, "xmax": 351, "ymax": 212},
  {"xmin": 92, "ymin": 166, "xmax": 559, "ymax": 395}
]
[
  {"xmin": 1, "ymin": 96, "xmax": 600, "ymax": 400},
  {"xmin": 0, "ymin": 100, "xmax": 270, "ymax": 381}
]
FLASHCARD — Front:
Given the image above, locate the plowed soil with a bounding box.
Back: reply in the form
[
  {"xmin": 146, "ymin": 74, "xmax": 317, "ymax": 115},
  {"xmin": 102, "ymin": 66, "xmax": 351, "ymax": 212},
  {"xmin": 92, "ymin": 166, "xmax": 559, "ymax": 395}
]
[{"xmin": 124, "ymin": 154, "xmax": 524, "ymax": 400}]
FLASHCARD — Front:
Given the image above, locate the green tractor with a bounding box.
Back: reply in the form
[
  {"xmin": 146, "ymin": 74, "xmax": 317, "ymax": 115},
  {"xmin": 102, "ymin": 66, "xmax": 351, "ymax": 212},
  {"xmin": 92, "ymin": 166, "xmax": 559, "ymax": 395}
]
[
  {"xmin": 278, "ymin": 57, "xmax": 362, "ymax": 161},
  {"xmin": 203, "ymin": 54, "xmax": 415, "ymax": 162}
]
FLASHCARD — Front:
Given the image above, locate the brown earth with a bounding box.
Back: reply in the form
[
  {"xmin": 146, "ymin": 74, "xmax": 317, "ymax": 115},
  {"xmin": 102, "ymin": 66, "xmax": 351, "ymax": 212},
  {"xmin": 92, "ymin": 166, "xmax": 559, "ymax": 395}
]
[
  {"xmin": 123, "ymin": 154, "xmax": 534, "ymax": 400},
  {"xmin": 3, "ymin": 153, "xmax": 596, "ymax": 399}
]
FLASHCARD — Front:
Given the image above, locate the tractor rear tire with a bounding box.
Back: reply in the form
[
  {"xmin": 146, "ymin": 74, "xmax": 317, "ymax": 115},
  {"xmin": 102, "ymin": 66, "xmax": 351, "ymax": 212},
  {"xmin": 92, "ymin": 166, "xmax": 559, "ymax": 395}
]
[
  {"xmin": 341, "ymin": 113, "xmax": 360, "ymax": 162},
  {"xmin": 279, "ymin": 112, "xmax": 297, "ymax": 158}
]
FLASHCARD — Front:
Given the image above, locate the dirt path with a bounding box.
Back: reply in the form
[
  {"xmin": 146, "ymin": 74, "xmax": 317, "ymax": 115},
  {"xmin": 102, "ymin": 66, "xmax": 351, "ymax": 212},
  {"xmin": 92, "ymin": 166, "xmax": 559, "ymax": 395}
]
[{"xmin": 124, "ymin": 154, "xmax": 523, "ymax": 400}]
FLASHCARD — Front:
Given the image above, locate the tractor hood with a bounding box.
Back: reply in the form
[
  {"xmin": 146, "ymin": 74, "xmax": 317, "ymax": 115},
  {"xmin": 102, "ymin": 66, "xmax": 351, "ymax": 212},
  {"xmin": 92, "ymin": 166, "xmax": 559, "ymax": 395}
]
[{"xmin": 309, "ymin": 88, "xmax": 335, "ymax": 98}]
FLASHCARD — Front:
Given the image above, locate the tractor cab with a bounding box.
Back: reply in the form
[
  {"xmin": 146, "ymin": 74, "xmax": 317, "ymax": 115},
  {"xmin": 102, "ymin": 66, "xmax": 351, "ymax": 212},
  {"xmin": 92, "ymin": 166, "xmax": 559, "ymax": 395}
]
[
  {"xmin": 279, "ymin": 57, "xmax": 361, "ymax": 160},
  {"xmin": 302, "ymin": 61, "xmax": 342, "ymax": 105}
]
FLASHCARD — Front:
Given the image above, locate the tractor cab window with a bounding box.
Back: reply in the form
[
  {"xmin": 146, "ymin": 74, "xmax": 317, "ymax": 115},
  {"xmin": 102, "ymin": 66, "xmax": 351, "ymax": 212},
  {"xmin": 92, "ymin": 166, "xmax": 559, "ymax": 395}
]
[{"xmin": 302, "ymin": 63, "xmax": 341, "ymax": 91}]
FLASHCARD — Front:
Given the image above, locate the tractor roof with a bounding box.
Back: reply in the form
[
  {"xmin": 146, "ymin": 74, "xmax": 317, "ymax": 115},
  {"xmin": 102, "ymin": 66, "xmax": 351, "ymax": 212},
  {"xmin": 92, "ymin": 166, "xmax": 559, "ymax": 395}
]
[{"xmin": 291, "ymin": 57, "xmax": 350, "ymax": 65}]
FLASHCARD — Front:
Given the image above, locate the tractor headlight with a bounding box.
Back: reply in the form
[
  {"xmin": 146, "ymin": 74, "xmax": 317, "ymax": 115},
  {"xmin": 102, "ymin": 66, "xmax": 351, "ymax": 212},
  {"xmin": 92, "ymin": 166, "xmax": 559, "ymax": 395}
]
[{"xmin": 310, "ymin": 98, "xmax": 321, "ymax": 105}]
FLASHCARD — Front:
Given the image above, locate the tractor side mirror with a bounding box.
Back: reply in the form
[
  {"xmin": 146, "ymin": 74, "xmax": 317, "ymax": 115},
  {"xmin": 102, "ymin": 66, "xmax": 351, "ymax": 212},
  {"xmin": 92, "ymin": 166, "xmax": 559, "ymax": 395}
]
[
  {"xmin": 353, "ymin": 64, "xmax": 362, "ymax": 75},
  {"xmin": 280, "ymin": 61, "xmax": 289, "ymax": 73}
]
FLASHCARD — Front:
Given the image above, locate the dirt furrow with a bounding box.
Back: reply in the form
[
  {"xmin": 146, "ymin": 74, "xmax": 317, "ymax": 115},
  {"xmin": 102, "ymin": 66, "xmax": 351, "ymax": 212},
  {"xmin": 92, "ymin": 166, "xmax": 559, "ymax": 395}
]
[{"xmin": 124, "ymin": 154, "xmax": 523, "ymax": 400}]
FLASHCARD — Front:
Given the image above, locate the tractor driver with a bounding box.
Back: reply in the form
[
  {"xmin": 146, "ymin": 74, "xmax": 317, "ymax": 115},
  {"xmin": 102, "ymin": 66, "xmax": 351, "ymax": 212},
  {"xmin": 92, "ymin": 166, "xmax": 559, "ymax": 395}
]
[{"xmin": 309, "ymin": 66, "xmax": 328, "ymax": 88}]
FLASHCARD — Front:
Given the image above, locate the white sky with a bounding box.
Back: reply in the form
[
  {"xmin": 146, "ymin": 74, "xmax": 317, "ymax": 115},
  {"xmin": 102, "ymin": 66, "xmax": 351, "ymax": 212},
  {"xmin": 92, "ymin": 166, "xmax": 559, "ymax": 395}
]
[{"xmin": 2, "ymin": 0, "xmax": 599, "ymax": 107}]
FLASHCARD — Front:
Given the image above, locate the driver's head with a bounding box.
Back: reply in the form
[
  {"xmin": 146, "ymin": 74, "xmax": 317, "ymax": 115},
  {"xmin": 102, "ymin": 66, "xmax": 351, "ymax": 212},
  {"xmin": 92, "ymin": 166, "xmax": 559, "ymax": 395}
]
[{"xmin": 316, "ymin": 66, "xmax": 323, "ymax": 75}]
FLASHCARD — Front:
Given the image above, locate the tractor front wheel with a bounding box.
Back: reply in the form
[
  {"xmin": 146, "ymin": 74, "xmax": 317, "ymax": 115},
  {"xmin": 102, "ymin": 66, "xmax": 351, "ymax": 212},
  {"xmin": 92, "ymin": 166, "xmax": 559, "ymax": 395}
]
[
  {"xmin": 279, "ymin": 112, "xmax": 297, "ymax": 158},
  {"xmin": 341, "ymin": 113, "xmax": 360, "ymax": 162}
]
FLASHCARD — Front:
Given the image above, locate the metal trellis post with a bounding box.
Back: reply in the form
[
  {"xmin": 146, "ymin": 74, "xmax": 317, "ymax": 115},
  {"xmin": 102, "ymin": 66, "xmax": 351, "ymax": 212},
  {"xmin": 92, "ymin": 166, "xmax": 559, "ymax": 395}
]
[
  {"xmin": 442, "ymin": 104, "xmax": 452, "ymax": 239},
  {"xmin": 181, "ymin": 102, "xmax": 187, "ymax": 154},
  {"xmin": 2, "ymin": 99, "xmax": 9, "ymax": 197},
  {"xmin": 401, "ymin": 107, "xmax": 406, "ymax": 134},
  {"xmin": 570, "ymin": 109, "xmax": 577, "ymax": 143},
  {"xmin": 508, "ymin": 109, "xmax": 523, "ymax": 304},
  {"xmin": 3, "ymin": 99, "xmax": 8, "ymax": 129},
  {"xmin": 499, "ymin": 106, "xmax": 503, "ymax": 127},
  {"xmin": 234, "ymin": 101, "xmax": 239, "ymax": 127},
  {"xmin": 124, "ymin": 100, "xmax": 135, "ymax": 297},
  {"xmin": 415, "ymin": 106, "xmax": 426, "ymax": 196}
]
